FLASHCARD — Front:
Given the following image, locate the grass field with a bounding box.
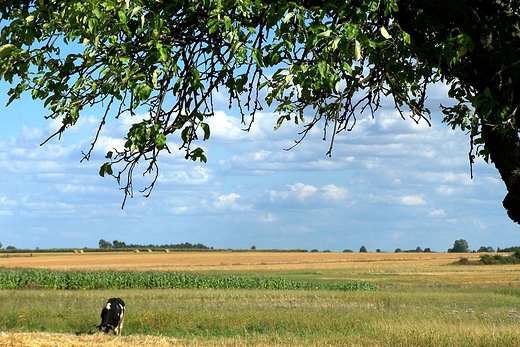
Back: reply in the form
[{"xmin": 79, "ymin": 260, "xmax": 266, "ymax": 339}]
[{"xmin": 1, "ymin": 251, "xmax": 520, "ymax": 346}]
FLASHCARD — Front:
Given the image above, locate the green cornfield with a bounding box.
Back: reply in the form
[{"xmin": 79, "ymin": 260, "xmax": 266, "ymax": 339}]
[{"xmin": 0, "ymin": 269, "xmax": 376, "ymax": 291}]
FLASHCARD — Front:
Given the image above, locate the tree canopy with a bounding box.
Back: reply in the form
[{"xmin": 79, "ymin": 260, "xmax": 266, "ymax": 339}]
[
  {"xmin": 448, "ymin": 239, "xmax": 470, "ymax": 253},
  {"xmin": 0, "ymin": 0, "xmax": 519, "ymax": 222}
]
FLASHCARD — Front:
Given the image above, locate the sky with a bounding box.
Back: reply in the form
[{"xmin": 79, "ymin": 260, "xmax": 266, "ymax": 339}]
[{"xmin": 0, "ymin": 79, "xmax": 518, "ymax": 252}]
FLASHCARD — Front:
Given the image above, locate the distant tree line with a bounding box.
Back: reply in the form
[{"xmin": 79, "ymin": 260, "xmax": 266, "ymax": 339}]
[
  {"xmin": 496, "ymin": 246, "xmax": 520, "ymax": 252},
  {"xmin": 394, "ymin": 246, "xmax": 432, "ymax": 253},
  {"xmin": 98, "ymin": 239, "xmax": 212, "ymax": 250}
]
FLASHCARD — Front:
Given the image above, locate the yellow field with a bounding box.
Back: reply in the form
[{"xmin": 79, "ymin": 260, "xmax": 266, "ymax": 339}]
[{"xmin": 2, "ymin": 251, "xmax": 519, "ymax": 285}]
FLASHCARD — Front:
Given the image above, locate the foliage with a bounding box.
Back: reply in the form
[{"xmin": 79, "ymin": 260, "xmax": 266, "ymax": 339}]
[
  {"xmin": 479, "ymin": 250, "xmax": 520, "ymax": 265},
  {"xmin": 359, "ymin": 245, "xmax": 367, "ymax": 253},
  {"xmin": 457, "ymin": 257, "xmax": 470, "ymax": 265},
  {"xmin": 1, "ymin": 1, "xmax": 520, "ymax": 220},
  {"xmin": 397, "ymin": 246, "xmax": 432, "ymax": 253},
  {"xmin": 98, "ymin": 239, "xmax": 211, "ymax": 250},
  {"xmin": 477, "ymin": 246, "xmax": 495, "ymax": 253},
  {"xmin": 448, "ymin": 239, "xmax": 469, "ymax": 253},
  {"xmin": 0, "ymin": 269, "xmax": 376, "ymax": 291},
  {"xmin": 497, "ymin": 246, "xmax": 520, "ymax": 253}
]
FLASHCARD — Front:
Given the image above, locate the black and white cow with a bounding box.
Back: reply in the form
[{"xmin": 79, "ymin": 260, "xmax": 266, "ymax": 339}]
[{"xmin": 96, "ymin": 297, "xmax": 125, "ymax": 335}]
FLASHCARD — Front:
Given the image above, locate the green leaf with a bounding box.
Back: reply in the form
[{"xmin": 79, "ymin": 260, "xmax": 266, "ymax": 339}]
[
  {"xmin": 136, "ymin": 83, "xmax": 152, "ymax": 101},
  {"xmin": 155, "ymin": 133, "xmax": 167, "ymax": 150},
  {"xmin": 380, "ymin": 27, "xmax": 391, "ymax": 39},
  {"xmin": 317, "ymin": 61, "xmax": 327, "ymax": 78},
  {"xmin": 317, "ymin": 29, "xmax": 332, "ymax": 38},
  {"xmin": 354, "ymin": 40, "xmax": 362, "ymax": 61},
  {"xmin": 200, "ymin": 122, "xmax": 210, "ymax": 141},
  {"xmin": 0, "ymin": 44, "xmax": 16, "ymax": 58},
  {"xmin": 402, "ymin": 32, "xmax": 411, "ymax": 45},
  {"xmin": 252, "ymin": 48, "xmax": 263, "ymax": 67},
  {"xmin": 283, "ymin": 12, "xmax": 295, "ymax": 23},
  {"xmin": 130, "ymin": 6, "xmax": 142, "ymax": 18},
  {"xmin": 99, "ymin": 163, "xmax": 113, "ymax": 177},
  {"xmin": 158, "ymin": 46, "xmax": 168, "ymax": 62}
]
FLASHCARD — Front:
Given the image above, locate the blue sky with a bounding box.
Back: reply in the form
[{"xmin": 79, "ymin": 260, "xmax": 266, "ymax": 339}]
[{"xmin": 0, "ymin": 80, "xmax": 517, "ymax": 252}]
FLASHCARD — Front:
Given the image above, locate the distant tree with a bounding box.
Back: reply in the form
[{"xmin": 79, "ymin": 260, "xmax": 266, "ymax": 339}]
[
  {"xmin": 448, "ymin": 239, "xmax": 470, "ymax": 253},
  {"xmin": 322, "ymin": 249, "xmax": 332, "ymax": 252},
  {"xmin": 477, "ymin": 246, "xmax": 495, "ymax": 253},
  {"xmin": 359, "ymin": 246, "xmax": 368, "ymax": 253},
  {"xmin": 112, "ymin": 240, "xmax": 126, "ymax": 249},
  {"xmin": 395, "ymin": 248, "xmax": 402, "ymax": 253},
  {"xmin": 496, "ymin": 246, "xmax": 520, "ymax": 253},
  {"xmin": 342, "ymin": 249, "xmax": 353, "ymax": 253},
  {"xmin": 98, "ymin": 239, "xmax": 111, "ymax": 249},
  {"xmin": 250, "ymin": 245, "xmax": 256, "ymax": 250},
  {"xmin": 376, "ymin": 249, "xmax": 381, "ymax": 253},
  {"xmin": 6, "ymin": 246, "xmax": 16, "ymax": 250},
  {"xmin": 415, "ymin": 246, "xmax": 423, "ymax": 252},
  {"xmin": 0, "ymin": 242, "xmax": 2, "ymax": 249},
  {"xmin": 424, "ymin": 248, "xmax": 432, "ymax": 253},
  {"xmin": 310, "ymin": 249, "xmax": 319, "ymax": 253}
]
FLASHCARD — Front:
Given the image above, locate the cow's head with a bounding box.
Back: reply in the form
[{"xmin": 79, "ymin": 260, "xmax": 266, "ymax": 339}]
[{"xmin": 96, "ymin": 323, "xmax": 115, "ymax": 334}]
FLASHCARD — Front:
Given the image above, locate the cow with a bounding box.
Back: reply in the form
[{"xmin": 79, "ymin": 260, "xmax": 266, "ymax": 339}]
[{"xmin": 96, "ymin": 297, "xmax": 125, "ymax": 336}]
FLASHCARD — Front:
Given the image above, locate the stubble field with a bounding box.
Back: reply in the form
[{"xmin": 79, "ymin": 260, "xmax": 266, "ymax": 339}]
[{"xmin": 1, "ymin": 251, "xmax": 520, "ymax": 346}]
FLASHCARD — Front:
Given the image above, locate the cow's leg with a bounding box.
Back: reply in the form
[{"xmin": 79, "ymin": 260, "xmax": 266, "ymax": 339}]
[{"xmin": 115, "ymin": 315, "xmax": 124, "ymax": 336}]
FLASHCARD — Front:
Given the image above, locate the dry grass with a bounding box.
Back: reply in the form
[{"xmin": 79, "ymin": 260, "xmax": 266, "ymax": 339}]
[
  {"xmin": 0, "ymin": 251, "xmax": 474, "ymax": 271},
  {"xmin": 0, "ymin": 332, "xmax": 381, "ymax": 347},
  {"xmin": 0, "ymin": 332, "xmax": 185, "ymax": 347}
]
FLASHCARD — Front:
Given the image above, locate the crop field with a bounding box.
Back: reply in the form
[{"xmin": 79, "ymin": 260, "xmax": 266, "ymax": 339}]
[{"xmin": 1, "ymin": 251, "xmax": 520, "ymax": 346}]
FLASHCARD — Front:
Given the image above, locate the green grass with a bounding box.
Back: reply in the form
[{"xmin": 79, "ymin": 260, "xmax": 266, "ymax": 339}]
[{"xmin": 2, "ymin": 286, "xmax": 520, "ymax": 346}]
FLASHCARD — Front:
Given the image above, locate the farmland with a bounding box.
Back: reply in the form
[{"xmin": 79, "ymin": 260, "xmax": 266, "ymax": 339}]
[{"xmin": 1, "ymin": 251, "xmax": 520, "ymax": 346}]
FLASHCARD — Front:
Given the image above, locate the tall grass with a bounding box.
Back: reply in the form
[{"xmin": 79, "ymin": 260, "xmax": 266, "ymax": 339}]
[
  {"xmin": 0, "ymin": 269, "xmax": 375, "ymax": 291},
  {"xmin": 1, "ymin": 288, "xmax": 520, "ymax": 346}
]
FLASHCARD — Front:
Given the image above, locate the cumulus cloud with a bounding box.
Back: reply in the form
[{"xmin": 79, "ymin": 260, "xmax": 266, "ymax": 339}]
[
  {"xmin": 289, "ymin": 183, "xmax": 318, "ymax": 200},
  {"xmin": 321, "ymin": 184, "xmax": 349, "ymax": 200},
  {"xmin": 158, "ymin": 165, "xmax": 211, "ymax": 185},
  {"xmin": 429, "ymin": 209, "xmax": 446, "ymax": 217},
  {"xmin": 213, "ymin": 193, "xmax": 251, "ymax": 211},
  {"xmin": 266, "ymin": 183, "xmax": 350, "ymax": 205},
  {"xmin": 400, "ymin": 195, "xmax": 427, "ymax": 206}
]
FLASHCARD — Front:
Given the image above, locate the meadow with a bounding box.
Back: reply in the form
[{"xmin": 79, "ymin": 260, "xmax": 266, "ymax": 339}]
[{"xmin": 1, "ymin": 251, "xmax": 520, "ymax": 346}]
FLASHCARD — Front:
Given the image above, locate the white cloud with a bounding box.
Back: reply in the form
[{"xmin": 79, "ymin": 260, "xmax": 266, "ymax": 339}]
[
  {"xmin": 400, "ymin": 195, "xmax": 427, "ymax": 206},
  {"xmin": 206, "ymin": 110, "xmax": 245, "ymax": 140},
  {"xmin": 322, "ymin": 184, "xmax": 349, "ymax": 201},
  {"xmin": 266, "ymin": 183, "xmax": 350, "ymax": 205},
  {"xmin": 158, "ymin": 165, "xmax": 211, "ymax": 185},
  {"xmin": 170, "ymin": 206, "xmax": 191, "ymax": 214},
  {"xmin": 429, "ymin": 209, "xmax": 446, "ymax": 217},
  {"xmin": 0, "ymin": 196, "xmax": 17, "ymax": 206},
  {"xmin": 289, "ymin": 183, "xmax": 317, "ymax": 201},
  {"xmin": 213, "ymin": 193, "xmax": 251, "ymax": 211},
  {"xmin": 259, "ymin": 213, "xmax": 277, "ymax": 223}
]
